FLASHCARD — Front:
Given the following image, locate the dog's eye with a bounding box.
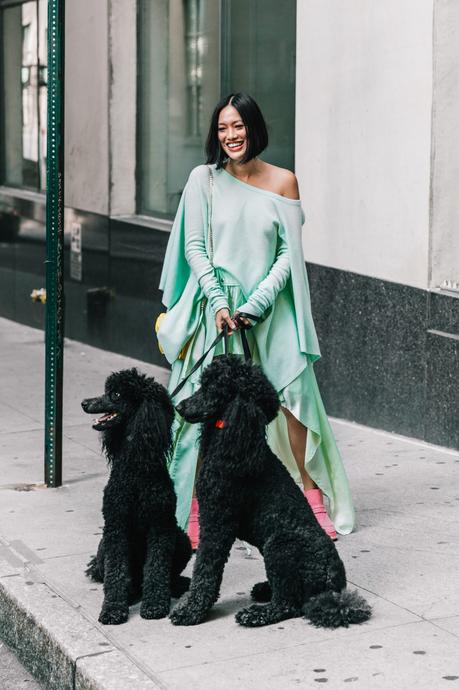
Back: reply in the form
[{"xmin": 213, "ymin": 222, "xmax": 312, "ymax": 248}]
[{"xmin": 110, "ymin": 391, "xmax": 121, "ymax": 400}]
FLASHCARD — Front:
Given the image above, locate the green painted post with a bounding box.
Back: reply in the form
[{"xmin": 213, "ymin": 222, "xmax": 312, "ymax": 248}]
[{"xmin": 45, "ymin": 0, "xmax": 65, "ymax": 487}]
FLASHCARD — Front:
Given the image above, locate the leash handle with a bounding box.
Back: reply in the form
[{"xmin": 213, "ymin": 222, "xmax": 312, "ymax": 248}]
[
  {"xmin": 233, "ymin": 312, "xmax": 260, "ymax": 362},
  {"xmin": 223, "ymin": 324, "xmax": 229, "ymax": 355},
  {"xmin": 171, "ymin": 312, "xmax": 260, "ymax": 398}
]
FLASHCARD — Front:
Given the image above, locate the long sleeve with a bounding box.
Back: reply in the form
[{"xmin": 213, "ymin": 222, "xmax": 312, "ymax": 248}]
[
  {"xmin": 184, "ymin": 168, "xmax": 229, "ymax": 315},
  {"xmin": 237, "ymin": 223, "xmax": 290, "ymax": 319}
]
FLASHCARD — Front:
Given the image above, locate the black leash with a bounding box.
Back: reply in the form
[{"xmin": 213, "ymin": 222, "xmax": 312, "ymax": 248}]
[
  {"xmin": 171, "ymin": 312, "xmax": 260, "ymax": 398},
  {"xmin": 236, "ymin": 312, "xmax": 257, "ymax": 362}
]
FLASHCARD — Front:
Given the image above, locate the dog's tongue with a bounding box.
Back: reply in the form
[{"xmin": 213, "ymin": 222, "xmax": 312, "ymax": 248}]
[{"xmin": 96, "ymin": 412, "xmax": 117, "ymax": 424}]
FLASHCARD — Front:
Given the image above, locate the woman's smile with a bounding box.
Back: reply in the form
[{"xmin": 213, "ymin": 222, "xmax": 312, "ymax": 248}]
[
  {"xmin": 226, "ymin": 140, "xmax": 244, "ymax": 152},
  {"xmin": 218, "ymin": 104, "xmax": 248, "ymax": 159},
  {"xmin": 221, "ymin": 137, "xmax": 247, "ymax": 158}
]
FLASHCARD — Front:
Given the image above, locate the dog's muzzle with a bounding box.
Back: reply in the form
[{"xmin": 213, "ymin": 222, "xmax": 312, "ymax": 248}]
[{"xmin": 81, "ymin": 398, "xmax": 98, "ymax": 413}]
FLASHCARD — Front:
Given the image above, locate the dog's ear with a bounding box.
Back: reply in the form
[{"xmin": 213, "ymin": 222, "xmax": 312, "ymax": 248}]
[
  {"xmin": 219, "ymin": 395, "xmax": 267, "ymax": 477},
  {"xmin": 245, "ymin": 364, "xmax": 280, "ymax": 424},
  {"xmin": 255, "ymin": 383, "xmax": 280, "ymax": 424},
  {"xmin": 128, "ymin": 398, "xmax": 172, "ymax": 461}
]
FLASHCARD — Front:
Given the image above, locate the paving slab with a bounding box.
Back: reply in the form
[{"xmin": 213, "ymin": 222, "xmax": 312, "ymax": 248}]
[
  {"xmin": 0, "ymin": 317, "xmax": 459, "ymax": 690},
  {"xmin": 157, "ymin": 620, "xmax": 459, "ymax": 690}
]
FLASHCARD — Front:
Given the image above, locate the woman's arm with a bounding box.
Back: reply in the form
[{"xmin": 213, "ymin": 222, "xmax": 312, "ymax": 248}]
[
  {"xmin": 184, "ymin": 168, "xmax": 230, "ymax": 316},
  {"xmin": 236, "ymin": 223, "xmax": 290, "ymax": 320}
]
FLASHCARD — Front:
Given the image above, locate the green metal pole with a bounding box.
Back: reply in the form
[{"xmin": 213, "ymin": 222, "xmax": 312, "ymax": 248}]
[{"xmin": 45, "ymin": 0, "xmax": 65, "ymax": 487}]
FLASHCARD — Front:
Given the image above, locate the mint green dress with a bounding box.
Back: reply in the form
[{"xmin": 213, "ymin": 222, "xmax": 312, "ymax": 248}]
[{"xmin": 158, "ymin": 164, "xmax": 355, "ymax": 535}]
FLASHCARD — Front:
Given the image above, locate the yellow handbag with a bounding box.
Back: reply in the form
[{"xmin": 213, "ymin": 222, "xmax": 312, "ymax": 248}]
[{"xmin": 155, "ymin": 312, "xmax": 190, "ymax": 360}]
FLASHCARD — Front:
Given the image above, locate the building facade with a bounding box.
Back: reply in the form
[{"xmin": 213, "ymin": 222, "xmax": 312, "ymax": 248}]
[{"xmin": 0, "ymin": 0, "xmax": 458, "ymax": 448}]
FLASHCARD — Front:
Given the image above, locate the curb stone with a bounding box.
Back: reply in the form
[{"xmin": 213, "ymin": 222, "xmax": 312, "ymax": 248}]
[{"xmin": 0, "ymin": 568, "xmax": 162, "ymax": 690}]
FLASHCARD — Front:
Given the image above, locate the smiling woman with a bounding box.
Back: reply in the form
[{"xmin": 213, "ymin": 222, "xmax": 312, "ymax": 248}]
[{"xmin": 158, "ymin": 92, "xmax": 356, "ymax": 550}]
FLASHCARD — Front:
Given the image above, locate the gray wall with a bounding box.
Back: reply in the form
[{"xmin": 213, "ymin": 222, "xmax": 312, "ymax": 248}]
[
  {"xmin": 429, "ymin": 0, "xmax": 459, "ymax": 289},
  {"xmin": 65, "ymin": 0, "xmax": 109, "ymax": 215},
  {"xmin": 295, "ymin": 0, "xmax": 434, "ymax": 290}
]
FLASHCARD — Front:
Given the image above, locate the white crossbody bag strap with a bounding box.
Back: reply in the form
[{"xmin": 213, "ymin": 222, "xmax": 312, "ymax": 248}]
[{"xmin": 207, "ymin": 164, "xmax": 214, "ymax": 265}]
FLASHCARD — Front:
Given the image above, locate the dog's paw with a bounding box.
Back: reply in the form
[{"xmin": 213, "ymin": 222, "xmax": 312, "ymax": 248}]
[
  {"xmin": 98, "ymin": 603, "xmax": 129, "ymax": 625},
  {"xmin": 251, "ymin": 581, "xmax": 272, "ymax": 603},
  {"xmin": 140, "ymin": 601, "xmax": 170, "ymax": 620},
  {"xmin": 235, "ymin": 604, "xmax": 275, "ymax": 627},
  {"xmin": 169, "ymin": 594, "xmax": 207, "ymax": 626}
]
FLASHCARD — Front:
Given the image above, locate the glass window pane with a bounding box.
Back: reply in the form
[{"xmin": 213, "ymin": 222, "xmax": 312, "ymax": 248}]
[
  {"xmin": 2, "ymin": 4, "xmax": 24, "ymax": 186},
  {"xmin": 1, "ymin": 1, "xmax": 46, "ymax": 191},
  {"xmin": 226, "ymin": 0, "xmax": 296, "ymax": 172},
  {"xmin": 21, "ymin": 1, "xmax": 39, "ymax": 188},
  {"xmin": 138, "ymin": 0, "xmax": 220, "ymax": 217},
  {"xmin": 38, "ymin": 0, "xmax": 48, "ymax": 191}
]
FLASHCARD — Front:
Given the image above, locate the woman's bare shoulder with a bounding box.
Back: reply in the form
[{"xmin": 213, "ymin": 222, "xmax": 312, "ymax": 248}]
[{"xmin": 262, "ymin": 162, "xmax": 300, "ymax": 200}]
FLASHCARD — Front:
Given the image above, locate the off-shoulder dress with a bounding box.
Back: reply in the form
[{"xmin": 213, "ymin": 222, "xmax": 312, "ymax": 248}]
[{"xmin": 158, "ymin": 163, "xmax": 355, "ymax": 534}]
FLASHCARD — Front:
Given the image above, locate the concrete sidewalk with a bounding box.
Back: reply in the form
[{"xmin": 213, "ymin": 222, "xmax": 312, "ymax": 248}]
[{"xmin": 0, "ymin": 317, "xmax": 458, "ymax": 690}]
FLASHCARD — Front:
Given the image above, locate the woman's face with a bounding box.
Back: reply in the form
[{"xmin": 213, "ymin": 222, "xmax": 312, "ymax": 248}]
[{"xmin": 217, "ymin": 105, "xmax": 247, "ymax": 161}]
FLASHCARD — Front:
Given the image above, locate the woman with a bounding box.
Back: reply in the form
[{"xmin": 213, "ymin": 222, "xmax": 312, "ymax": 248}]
[{"xmin": 158, "ymin": 93, "xmax": 355, "ymax": 548}]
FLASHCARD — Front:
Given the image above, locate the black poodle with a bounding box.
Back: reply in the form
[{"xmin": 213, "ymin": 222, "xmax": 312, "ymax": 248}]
[
  {"xmin": 82, "ymin": 368, "xmax": 192, "ymax": 625},
  {"xmin": 170, "ymin": 355, "xmax": 371, "ymax": 629}
]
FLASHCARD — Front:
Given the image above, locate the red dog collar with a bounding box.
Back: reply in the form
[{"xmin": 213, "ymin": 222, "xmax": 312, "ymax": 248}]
[{"xmin": 215, "ymin": 419, "xmax": 225, "ymax": 429}]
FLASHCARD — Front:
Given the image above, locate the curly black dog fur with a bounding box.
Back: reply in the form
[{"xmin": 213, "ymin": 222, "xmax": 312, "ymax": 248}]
[
  {"xmin": 82, "ymin": 368, "xmax": 192, "ymax": 625},
  {"xmin": 170, "ymin": 355, "xmax": 371, "ymax": 628}
]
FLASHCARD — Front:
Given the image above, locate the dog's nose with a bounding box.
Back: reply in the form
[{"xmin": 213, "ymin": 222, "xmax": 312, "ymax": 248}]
[{"xmin": 81, "ymin": 399, "xmax": 90, "ymax": 412}]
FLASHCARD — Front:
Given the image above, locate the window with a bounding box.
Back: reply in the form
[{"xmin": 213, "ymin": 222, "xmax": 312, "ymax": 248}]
[
  {"xmin": 138, "ymin": 0, "xmax": 297, "ymax": 218},
  {"xmin": 0, "ymin": 0, "xmax": 48, "ymax": 191}
]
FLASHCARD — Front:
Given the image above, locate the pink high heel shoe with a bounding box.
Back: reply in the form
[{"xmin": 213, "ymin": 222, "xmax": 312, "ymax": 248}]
[
  {"xmin": 188, "ymin": 497, "xmax": 200, "ymax": 551},
  {"xmin": 304, "ymin": 488, "xmax": 337, "ymax": 541}
]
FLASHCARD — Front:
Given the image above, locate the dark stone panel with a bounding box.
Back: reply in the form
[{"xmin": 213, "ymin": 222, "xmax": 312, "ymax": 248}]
[
  {"xmin": 109, "ymin": 220, "xmax": 170, "ymax": 299},
  {"xmin": 0, "ymin": 212, "xmax": 20, "ymax": 244},
  {"xmin": 16, "ymin": 241, "xmax": 45, "ymax": 278},
  {"xmin": 0, "ymin": 267, "xmax": 15, "ymax": 320},
  {"xmin": 0, "ymin": 238, "xmax": 14, "ymax": 269},
  {"xmin": 428, "ymin": 290, "xmax": 459, "ymax": 336},
  {"xmin": 63, "ymin": 287, "xmax": 167, "ymax": 369},
  {"xmin": 307, "ymin": 263, "xmax": 428, "ymax": 439},
  {"xmin": 425, "ymin": 331, "xmax": 459, "ymax": 449},
  {"xmin": 13, "ymin": 270, "xmax": 46, "ymax": 330},
  {"xmin": 105, "ymin": 293, "xmax": 167, "ymax": 368},
  {"xmin": 0, "ymin": 227, "xmax": 15, "ymax": 319},
  {"xmin": 64, "ymin": 281, "xmax": 111, "ymax": 352}
]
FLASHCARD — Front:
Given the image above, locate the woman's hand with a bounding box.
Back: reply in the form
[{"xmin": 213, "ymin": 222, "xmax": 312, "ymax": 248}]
[
  {"xmin": 215, "ymin": 308, "xmax": 237, "ymax": 334},
  {"xmin": 232, "ymin": 311, "xmax": 253, "ymax": 329}
]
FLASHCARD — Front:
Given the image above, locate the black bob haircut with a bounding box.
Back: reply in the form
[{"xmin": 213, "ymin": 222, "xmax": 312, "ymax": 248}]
[{"xmin": 205, "ymin": 93, "xmax": 268, "ymax": 170}]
